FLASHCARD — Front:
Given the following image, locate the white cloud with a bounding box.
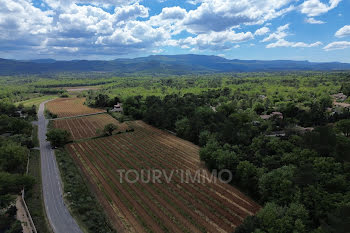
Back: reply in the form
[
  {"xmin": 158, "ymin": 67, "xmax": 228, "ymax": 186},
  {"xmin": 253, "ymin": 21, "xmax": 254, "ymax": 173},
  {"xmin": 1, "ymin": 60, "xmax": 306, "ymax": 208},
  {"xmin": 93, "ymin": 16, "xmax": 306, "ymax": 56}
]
[
  {"xmin": 323, "ymin": 41, "xmax": 350, "ymax": 51},
  {"xmin": 157, "ymin": 7, "xmax": 187, "ymax": 20},
  {"xmin": 43, "ymin": 0, "xmax": 140, "ymax": 9},
  {"xmin": 176, "ymin": 30, "xmax": 254, "ymax": 50},
  {"xmin": 0, "ymin": 0, "xmax": 53, "ymax": 44},
  {"xmin": 96, "ymin": 21, "xmax": 169, "ymax": 47},
  {"xmin": 182, "ymin": 0, "xmax": 296, "ymax": 33},
  {"xmin": 262, "ymin": 24, "xmax": 289, "ymax": 42},
  {"xmin": 148, "ymin": 7, "xmax": 187, "ymax": 35},
  {"xmin": 234, "ymin": 45, "xmax": 240, "ymax": 48},
  {"xmin": 52, "ymin": 46, "xmax": 79, "ymax": 52},
  {"xmin": 266, "ymin": 39, "xmax": 322, "ymax": 48},
  {"xmin": 0, "ymin": 0, "xmax": 343, "ymax": 58},
  {"xmin": 300, "ymin": 0, "xmax": 342, "ymax": 17},
  {"xmin": 56, "ymin": 5, "xmax": 113, "ymax": 37},
  {"xmin": 152, "ymin": 49, "xmax": 164, "ymax": 54},
  {"xmin": 262, "ymin": 23, "xmax": 322, "ymax": 49},
  {"xmin": 114, "ymin": 3, "xmax": 148, "ymax": 22},
  {"xmin": 335, "ymin": 25, "xmax": 350, "ymax": 38},
  {"xmin": 305, "ymin": 17, "xmax": 325, "ymax": 24},
  {"xmin": 255, "ymin": 27, "xmax": 270, "ymax": 36}
]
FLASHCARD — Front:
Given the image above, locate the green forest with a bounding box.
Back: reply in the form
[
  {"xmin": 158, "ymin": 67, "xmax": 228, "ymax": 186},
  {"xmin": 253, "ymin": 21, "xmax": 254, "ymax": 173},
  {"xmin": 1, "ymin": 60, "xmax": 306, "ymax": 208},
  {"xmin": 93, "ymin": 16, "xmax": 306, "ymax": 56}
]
[
  {"xmin": 92, "ymin": 72, "xmax": 350, "ymax": 233},
  {"xmin": 1, "ymin": 71, "xmax": 350, "ymax": 232},
  {"xmin": 0, "ymin": 101, "xmax": 37, "ymax": 232}
]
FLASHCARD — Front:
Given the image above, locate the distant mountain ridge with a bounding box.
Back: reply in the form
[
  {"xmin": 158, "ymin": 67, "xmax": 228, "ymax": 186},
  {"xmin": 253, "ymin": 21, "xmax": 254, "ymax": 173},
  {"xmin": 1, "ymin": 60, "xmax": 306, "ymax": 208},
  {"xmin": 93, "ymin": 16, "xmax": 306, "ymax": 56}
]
[{"xmin": 1, "ymin": 54, "xmax": 350, "ymax": 75}]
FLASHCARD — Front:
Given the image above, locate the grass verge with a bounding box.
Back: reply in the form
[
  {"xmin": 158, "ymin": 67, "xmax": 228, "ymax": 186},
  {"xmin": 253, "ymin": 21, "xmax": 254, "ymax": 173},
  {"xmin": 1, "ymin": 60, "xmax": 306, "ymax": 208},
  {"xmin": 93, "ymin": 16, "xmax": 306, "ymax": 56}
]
[
  {"xmin": 25, "ymin": 149, "xmax": 52, "ymax": 233},
  {"xmin": 16, "ymin": 95, "xmax": 57, "ymax": 108},
  {"xmin": 55, "ymin": 148, "xmax": 116, "ymax": 233},
  {"xmin": 32, "ymin": 125, "xmax": 39, "ymax": 147}
]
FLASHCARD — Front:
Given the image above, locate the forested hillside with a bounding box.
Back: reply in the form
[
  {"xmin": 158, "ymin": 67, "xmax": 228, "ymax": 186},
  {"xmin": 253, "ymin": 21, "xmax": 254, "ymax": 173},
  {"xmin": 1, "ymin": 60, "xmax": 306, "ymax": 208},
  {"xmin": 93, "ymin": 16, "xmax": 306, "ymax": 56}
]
[{"xmin": 1, "ymin": 55, "xmax": 350, "ymax": 75}]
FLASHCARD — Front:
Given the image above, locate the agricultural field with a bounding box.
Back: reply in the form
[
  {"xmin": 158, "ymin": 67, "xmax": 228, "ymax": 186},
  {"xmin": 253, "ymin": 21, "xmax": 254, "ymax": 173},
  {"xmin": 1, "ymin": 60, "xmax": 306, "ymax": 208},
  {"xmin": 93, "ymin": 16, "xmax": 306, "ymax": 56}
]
[
  {"xmin": 66, "ymin": 120, "xmax": 260, "ymax": 233},
  {"xmin": 45, "ymin": 98, "xmax": 105, "ymax": 118},
  {"xmin": 53, "ymin": 114, "xmax": 130, "ymax": 140},
  {"xmin": 16, "ymin": 95, "xmax": 57, "ymax": 107},
  {"xmin": 64, "ymin": 86, "xmax": 100, "ymax": 94}
]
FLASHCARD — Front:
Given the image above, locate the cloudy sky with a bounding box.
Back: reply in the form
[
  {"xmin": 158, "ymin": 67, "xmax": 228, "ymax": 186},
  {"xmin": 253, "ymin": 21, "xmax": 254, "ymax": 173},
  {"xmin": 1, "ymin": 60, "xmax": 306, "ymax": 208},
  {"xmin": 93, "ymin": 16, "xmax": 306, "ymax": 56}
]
[{"xmin": 1, "ymin": 0, "xmax": 349, "ymax": 61}]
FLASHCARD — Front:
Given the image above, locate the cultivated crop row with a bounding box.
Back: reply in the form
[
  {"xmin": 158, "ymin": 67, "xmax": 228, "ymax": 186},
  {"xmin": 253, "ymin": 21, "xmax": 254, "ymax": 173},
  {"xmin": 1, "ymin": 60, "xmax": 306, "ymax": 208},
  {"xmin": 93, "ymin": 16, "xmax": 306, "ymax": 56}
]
[
  {"xmin": 54, "ymin": 114, "xmax": 129, "ymax": 140},
  {"xmin": 66, "ymin": 121, "xmax": 260, "ymax": 232}
]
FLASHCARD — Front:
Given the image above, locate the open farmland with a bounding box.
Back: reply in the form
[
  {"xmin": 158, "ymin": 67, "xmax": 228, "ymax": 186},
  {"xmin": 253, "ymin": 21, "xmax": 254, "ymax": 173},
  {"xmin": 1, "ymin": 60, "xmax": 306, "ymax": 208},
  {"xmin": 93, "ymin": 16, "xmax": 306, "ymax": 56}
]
[
  {"xmin": 53, "ymin": 114, "xmax": 130, "ymax": 140},
  {"xmin": 66, "ymin": 120, "xmax": 260, "ymax": 233},
  {"xmin": 16, "ymin": 95, "xmax": 56, "ymax": 108},
  {"xmin": 64, "ymin": 86, "xmax": 100, "ymax": 94},
  {"xmin": 45, "ymin": 98, "xmax": 105, "ymax": 118}
]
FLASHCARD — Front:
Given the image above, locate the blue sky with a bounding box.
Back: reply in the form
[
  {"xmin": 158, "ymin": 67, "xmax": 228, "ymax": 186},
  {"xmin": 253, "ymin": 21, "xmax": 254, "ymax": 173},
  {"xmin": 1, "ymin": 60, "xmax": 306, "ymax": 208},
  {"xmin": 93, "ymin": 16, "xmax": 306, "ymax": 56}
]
[{"xmin": 0, "ymin": 0, "xmax": 349, "ymax": 62}]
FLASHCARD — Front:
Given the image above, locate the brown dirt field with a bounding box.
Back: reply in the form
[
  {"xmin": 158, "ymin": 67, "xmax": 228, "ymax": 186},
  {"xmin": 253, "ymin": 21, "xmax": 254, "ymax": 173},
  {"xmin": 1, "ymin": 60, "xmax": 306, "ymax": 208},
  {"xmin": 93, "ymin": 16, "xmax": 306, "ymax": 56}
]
[
  {"xmin": 66, "ymin": 120, "xmax": 260, "ymax": 233},
  {"xmin": 64, "ymin": 86, "xmax": 100, "ymax": 93},
  {"xmin": 45, "ymin": 98, "xmax": 105, "ymax": 118},
  {"xmin": 54, "ymin": 114, "xmax": 129, "ymax": 140}
]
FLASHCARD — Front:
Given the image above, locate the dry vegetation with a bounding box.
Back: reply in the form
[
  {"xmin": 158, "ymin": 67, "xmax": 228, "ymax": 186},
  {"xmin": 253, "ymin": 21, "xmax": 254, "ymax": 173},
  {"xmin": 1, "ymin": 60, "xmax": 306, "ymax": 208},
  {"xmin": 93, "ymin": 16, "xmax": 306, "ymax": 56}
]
[{"xmin": 45, "ymin": 98, "xmax": 105, "ymax": 118}]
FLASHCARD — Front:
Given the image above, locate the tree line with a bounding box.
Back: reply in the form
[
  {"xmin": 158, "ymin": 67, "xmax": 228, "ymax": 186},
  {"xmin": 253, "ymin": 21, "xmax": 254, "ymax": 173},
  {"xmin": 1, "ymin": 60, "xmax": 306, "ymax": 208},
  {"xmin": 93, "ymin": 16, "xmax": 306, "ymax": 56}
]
[
  {"xmin": 0, "ymin": 102, "xmax": 36, "ymax": 233},
  {"xmin": 122, "ymin": 81, "xmax": 350, "ymax": 233}
]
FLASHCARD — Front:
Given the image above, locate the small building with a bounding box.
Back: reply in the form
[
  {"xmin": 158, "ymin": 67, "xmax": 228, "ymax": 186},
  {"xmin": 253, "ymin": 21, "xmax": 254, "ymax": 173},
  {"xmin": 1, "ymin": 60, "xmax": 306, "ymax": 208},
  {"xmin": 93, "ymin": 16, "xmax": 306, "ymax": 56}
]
[
  {"xmin": 259, "ymin": 95, "xmax": 267, "ymax": 100},
  {"xmin": 260, "ymin": 112, "xmax": 283, "ymax": 120},
  {"xmin": 294, "ymin": 126, "xmax": 314, "ymax": 134},
  {"xmin": 334, "ymin": 102, "xmax": 350, "ymax": 108},
  {"xmin": 332, "ymin": 93, "xmax": 347, "ymax": 102},
  {"xmin": 16, "ymin": 110, "xmax": 26, "ymax": 118},
  {"xmin": 112, "ymin": 103, "xmax": 123, "ymax": 112},
  {"xmin": 266, "ymin": 131, "xmax": 286, "ymax": 137}
]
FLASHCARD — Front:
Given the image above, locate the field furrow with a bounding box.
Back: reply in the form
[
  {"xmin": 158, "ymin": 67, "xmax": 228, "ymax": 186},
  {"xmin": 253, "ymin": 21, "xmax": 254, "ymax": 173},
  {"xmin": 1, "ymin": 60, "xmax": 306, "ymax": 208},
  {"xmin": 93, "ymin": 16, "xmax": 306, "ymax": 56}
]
[{"xmin": 65, "ymin": 119, "xmax": 260, "ymax": 232}]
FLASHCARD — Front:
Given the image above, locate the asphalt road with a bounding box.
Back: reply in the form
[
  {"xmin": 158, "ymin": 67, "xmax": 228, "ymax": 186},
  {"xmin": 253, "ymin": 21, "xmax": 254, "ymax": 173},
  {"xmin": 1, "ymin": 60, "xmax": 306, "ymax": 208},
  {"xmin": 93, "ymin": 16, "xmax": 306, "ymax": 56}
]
[{"xmin": 38, "ymin": 101, "xmax": 83, "ymax": 233}]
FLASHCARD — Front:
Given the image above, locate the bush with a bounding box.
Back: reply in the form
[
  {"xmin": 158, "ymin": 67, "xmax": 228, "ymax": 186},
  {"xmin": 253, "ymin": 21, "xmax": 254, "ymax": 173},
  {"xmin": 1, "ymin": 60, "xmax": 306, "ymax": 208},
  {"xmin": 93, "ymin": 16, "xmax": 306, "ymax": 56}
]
[
  {"xmin": 46, "ymin": 128, "xmax": 71, "ymax": 147},
  {"xmin": 103, "ymin": 123, "xmax": 117, "ymax": 136}
]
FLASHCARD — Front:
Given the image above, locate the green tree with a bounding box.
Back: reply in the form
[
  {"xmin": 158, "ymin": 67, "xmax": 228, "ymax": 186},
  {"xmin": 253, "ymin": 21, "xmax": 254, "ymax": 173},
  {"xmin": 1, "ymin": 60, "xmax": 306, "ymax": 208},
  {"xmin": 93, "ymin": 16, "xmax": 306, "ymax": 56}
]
[
  {"xmin": 304, "ymin": 126, "xmax": 337, "ymax": 156},
  {"xmin": 6, "ymin": 220, "xmax": 23, "ymax": 233},
  {"xmin": 322, "ymin": 205, "xmax": 350, "ymax": 233},
  {"xmin": 216, "ymin": 149, "xmax": 238, "ymax": 171},
  {"xmin": 175, "ymin": 118, "xmax": 192, "ymax": 141},
  {"xmin": 9, "ymin": 118, "xmax": 32, "ymax": 135},
  {"xmin": 198, "ymin": 130, "xmax": 211, "ymax": 147},
  {"xmin": 0, "ymin": 172, "xmax": 35, "ymax": 200},
  {"xmin": 46, "ymin": 128, "xmax": 71, "ymax": 148},
  {"xmin": 94, "ymin": 94, "xmax": 110, "ymax": 107},
  {"xmin": 253, "ymin": 102, "xmax": 265, "ymax": 115},
  {"xmin": 103, "ymin": 123, "xmax": 117, "ymax": 136},
  {"xmin": 258, "ymin": 165, "xmax": 296, "ymax": 205},
  {"xmin": 335, "ymin": 135, "xmax": 350, "ymax": 162},
  {"xmin": 199, "ymin": 139, "xmax": 220, "ymax": 170},
  {"xmin": 236, "ymin": 161, "xmax": 261, "ymax": 194},
  {"xmin": 340, "ymin": 82, "xmax": 350, "ymax": 96},
  {"xmin": 256, "ymin": 202, "xmax": 309, "ymax": 233},
  {"xmin": 0, "ymin": 142, "xmax": 27, "ymax": 173},
  {"xmin": 335, "ymin": 119, "xmax": 350, "ymax": 137}
]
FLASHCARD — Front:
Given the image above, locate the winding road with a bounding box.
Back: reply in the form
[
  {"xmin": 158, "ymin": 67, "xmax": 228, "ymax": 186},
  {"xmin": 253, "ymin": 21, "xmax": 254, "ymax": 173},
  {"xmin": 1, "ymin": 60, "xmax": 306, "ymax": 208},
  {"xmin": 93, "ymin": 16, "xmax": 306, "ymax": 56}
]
[{"xmin": 38, "ymin": 100, "xmax": 83, "ymax": 233}]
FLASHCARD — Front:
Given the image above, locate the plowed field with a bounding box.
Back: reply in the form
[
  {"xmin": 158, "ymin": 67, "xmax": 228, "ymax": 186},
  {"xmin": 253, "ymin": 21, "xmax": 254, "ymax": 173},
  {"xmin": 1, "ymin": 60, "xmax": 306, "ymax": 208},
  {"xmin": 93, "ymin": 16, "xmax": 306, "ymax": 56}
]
[
  {"xmin": 54, "ymin": 114, "xmax": 130, "ymax": 140},
  {"xmin": 66, "ymin": 120, "xmax": 260, "ymax": 233},
  {"xmin": 45, "ymin": 98, "xmax": 105, "ymax": 118}
]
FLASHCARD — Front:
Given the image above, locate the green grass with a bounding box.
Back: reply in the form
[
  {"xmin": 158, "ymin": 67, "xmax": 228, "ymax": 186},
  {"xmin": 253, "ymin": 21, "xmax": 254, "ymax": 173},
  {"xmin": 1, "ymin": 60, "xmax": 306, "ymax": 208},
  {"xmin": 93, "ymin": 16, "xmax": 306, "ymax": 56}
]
[
  {"xmin": 16, "ymin": 95, "xmax": 56, "ymax": 108},
  {"xmin": 55, "ymin": 149, "xmax": 116, "ymax": 233},
  {"xmin": 32, "ymin": 125, "xmax": 39, "ymax": 147},
  {"xmin": 25, "ymin": 150, "xmax": 52, "ymax": 233}
]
